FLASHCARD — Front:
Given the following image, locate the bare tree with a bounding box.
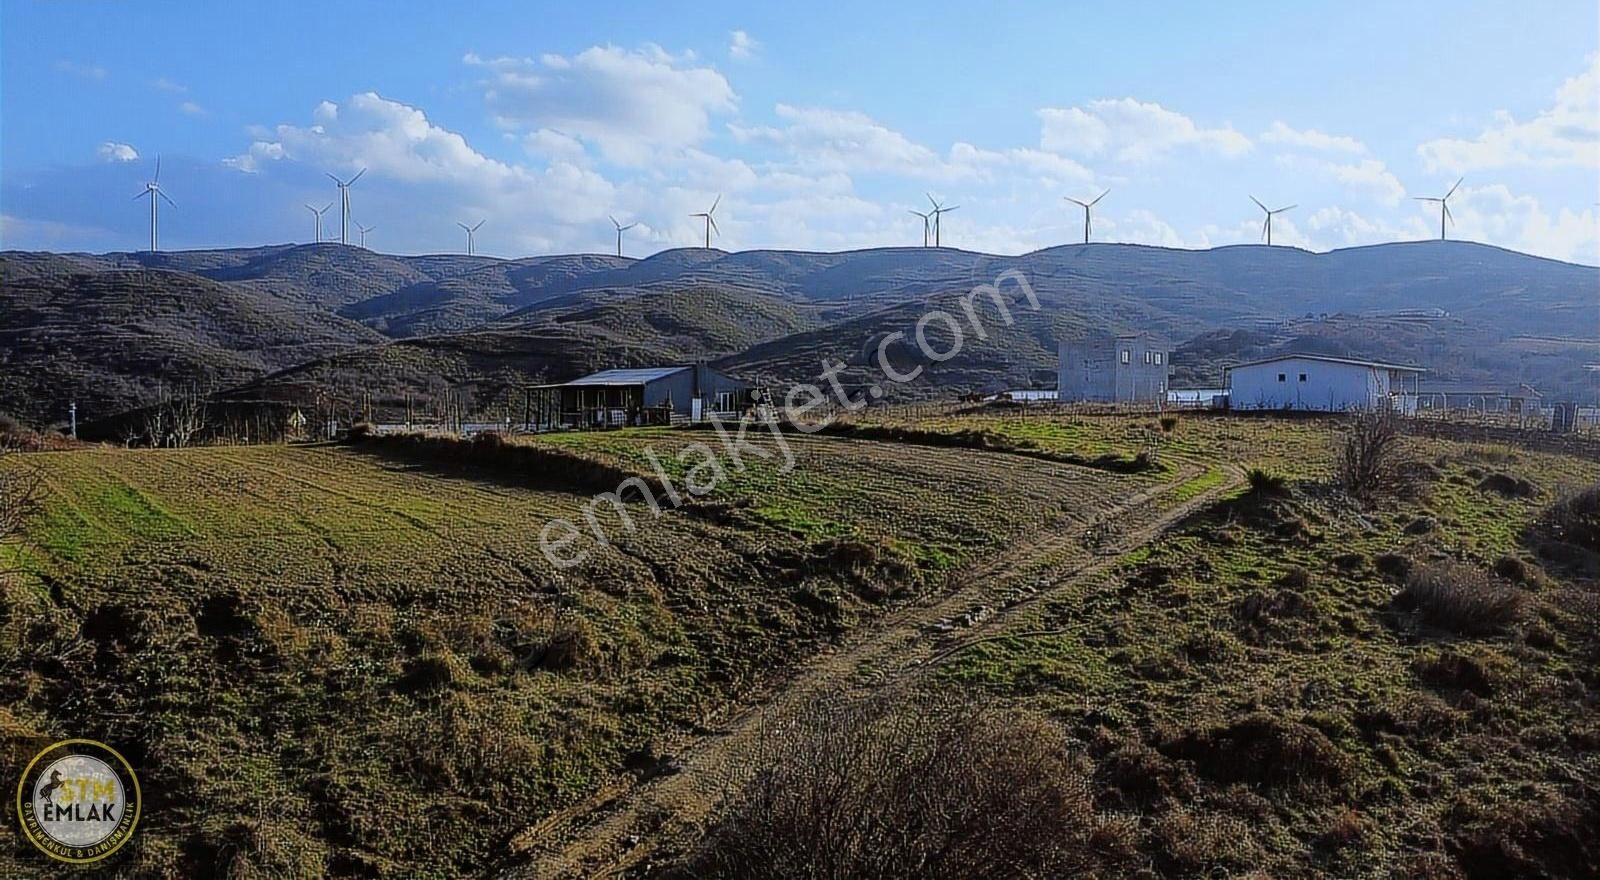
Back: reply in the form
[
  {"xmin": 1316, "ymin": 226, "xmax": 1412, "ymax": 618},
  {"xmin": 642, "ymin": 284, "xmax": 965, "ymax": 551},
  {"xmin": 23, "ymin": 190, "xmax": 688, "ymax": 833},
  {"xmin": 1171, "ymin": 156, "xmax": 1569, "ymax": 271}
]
[
  {"xmin": 1336, "ymin": 407, "xmax": 1404, "ymax": 496},
  {"xmin": 168, "ymin": 384, "xmax": 209, "ymax": 448}
]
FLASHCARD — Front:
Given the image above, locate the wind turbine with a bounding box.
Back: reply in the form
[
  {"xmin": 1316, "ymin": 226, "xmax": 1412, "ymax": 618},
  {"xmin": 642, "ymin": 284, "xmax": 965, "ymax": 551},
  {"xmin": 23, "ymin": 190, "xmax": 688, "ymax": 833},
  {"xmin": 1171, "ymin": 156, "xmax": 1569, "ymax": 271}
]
[
  {"xmin": 908, "ymin": 209, "xmax": 932, "ymax": 247},
  {"xmin": 927, "ymin": 193, "xmax": 959, "ymax": 247},
  {"xmin": 610, "ymin": 215, "xmax": 637, "ymax": 256},
  {"xmin": 305, "ymin": 203, "xmax": 332, "ymax": 243},
  {"xmin": 1065, "ymin": 189, "xmax": 1109, "ymax": 244},
  {"xmin": 356, "ymin": 223, "xmax": 374, "ymax": 249},
  {"xmin": 133, "ymin": 155, "xmax": 175, "ymax": 252},
  {"xmin": 1250, "ymin": 196, "xmax": 1296, "ymax": 246},
  {"xmin": 457, "ymin": 219, "xmax": 485, "ymax": 255},
  {"xmin": 326, "ymin": 168, "xmax": 366, "ymax": 245},
  {"xmin": 690, "ymin": 195, "xmax": 721, "ymax": 248},
  {"xmin": 1415, "ymin": 177, "xmax": 1463, "ymax": 241}
]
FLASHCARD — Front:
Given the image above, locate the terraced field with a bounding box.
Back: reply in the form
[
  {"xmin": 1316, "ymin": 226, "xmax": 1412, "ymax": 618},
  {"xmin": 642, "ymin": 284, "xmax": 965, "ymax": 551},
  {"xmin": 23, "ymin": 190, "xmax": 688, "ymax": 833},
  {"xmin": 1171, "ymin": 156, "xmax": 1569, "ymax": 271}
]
[{"xmin": 0, "ymin": 436, "xmax": 1141, "ymax": 878}]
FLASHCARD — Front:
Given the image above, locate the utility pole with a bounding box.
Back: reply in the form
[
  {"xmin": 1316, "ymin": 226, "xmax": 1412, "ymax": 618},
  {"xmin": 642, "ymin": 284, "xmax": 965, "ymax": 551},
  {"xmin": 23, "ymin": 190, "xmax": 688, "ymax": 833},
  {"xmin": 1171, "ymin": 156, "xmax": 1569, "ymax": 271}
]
[{"xmin": 69, "ymin": 401, "xmax": 78, "ymax": 439}]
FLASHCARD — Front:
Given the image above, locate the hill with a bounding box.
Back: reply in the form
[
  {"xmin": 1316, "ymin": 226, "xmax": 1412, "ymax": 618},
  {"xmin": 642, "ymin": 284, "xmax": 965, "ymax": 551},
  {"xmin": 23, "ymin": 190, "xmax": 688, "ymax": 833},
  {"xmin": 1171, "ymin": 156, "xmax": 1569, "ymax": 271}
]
[{"xmin": 2, "ymin": 240, "xmax": 1595, "ymax": 423}]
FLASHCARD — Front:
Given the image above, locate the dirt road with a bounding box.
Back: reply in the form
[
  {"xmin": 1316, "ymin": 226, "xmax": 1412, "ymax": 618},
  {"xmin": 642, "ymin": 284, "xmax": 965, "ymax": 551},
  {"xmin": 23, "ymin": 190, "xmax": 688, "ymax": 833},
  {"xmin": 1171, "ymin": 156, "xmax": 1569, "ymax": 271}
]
[{"xmin": 499, "ymin": 456, "xmax": 1243, "ymax": 879}]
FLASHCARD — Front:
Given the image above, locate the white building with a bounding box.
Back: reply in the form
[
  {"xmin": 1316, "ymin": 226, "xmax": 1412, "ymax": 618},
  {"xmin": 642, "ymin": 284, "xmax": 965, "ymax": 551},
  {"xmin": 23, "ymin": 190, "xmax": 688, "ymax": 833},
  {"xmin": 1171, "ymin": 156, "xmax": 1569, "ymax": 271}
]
[{"xmin": 1225, "ymin": 354, "xmax": 1424, "ymax": 413}]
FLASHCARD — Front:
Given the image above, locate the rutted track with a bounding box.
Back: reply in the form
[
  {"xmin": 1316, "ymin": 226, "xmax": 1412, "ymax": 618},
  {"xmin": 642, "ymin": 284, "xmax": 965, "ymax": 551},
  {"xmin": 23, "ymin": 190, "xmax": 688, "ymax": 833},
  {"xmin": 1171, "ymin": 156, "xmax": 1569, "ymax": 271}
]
[{"xmin": 498, "ymin": 455, "xmax": 1244, "ymax": 880}]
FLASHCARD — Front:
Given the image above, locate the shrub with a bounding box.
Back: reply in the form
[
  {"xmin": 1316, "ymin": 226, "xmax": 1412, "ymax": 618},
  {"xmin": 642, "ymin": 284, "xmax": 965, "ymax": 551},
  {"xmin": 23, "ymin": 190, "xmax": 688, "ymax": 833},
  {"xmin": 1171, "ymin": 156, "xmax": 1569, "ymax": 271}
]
[
  {"xmin": 1162, "ymin": 712, "xmax": 1354, "ymax": 793},
  {"xmin": 1394, "ymin": 562, "xmax": 1526, "ymax": 636},
  {"xmin": 692, "ymin": 695, "xmax": 1135, "ymax": 879},
  {"xmin": 1477, "ymin": 472, "xmax": 1537, "ymax": 498},
  {"xmin": 1159, "ymin": 414, "xmax": 1180, "ymax": 433},
  {"xmin": 1540, "ymin": 484, "xmax": 1600, "ymax": 553},
  {"xmin": 1247, "ymin": 468, "xmax": 1288, "ymax": 495},
  {"xmin": 1335, "ymin": 408, "xmax": 1403, "ymax": 496}
]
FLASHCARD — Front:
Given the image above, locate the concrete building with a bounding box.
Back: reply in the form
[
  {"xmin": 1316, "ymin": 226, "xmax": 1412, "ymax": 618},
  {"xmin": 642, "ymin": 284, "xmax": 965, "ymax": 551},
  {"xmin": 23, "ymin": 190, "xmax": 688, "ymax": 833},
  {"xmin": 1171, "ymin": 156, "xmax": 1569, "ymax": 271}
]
[
  {"xmin": 526, "ymin": 366, "xmax": 756, "ymax": 430},
  {"xmin": 1057, "ymin": 333, "xmax": 1171, "ymax": 404},
  {"xmin": 1225, "ymin": 354, "xmax": 1423, "ymax": 413}
]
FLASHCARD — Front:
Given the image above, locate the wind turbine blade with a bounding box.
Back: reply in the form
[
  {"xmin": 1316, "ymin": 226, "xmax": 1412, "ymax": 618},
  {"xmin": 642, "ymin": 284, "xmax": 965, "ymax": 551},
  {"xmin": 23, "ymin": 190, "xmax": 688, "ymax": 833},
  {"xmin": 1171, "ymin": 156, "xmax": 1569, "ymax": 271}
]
[
  {"xmin": 134, "ymin": 190, "xmax": 148, "ymax": 200},
  {"xmin": 610, "ymin": 215, "xmax": 619, "ymax": 228},
  {"xmin": 1445, "ymin": 177, "xmax": 1462, "ymax": 199},
  {"xmin": 326, "ymin": 172, "xmax": 342, "ymax": 185},
  {"xmin": 1262, "ymin": 217, "xmax": 1270, "ymax": 241},
  {"xmin": 154, "ymin": 155, "xmax": 161, "ymax": 182},
  {"xmin": 458, "ymin": 222, "xmax": 470, "ymax": 231},
  {"xmin": 159, "ymin": 191, "xmax": 176, "ymax": 208},
  {"xmin": 1443, "ymin": 204, "xmax": 1454, "ymax": 224},
  {"xmin": 708, "ymin": 215, "xmax": 720, "ymax": 235},
  {"xmin": 709, "ymin": 193, "xmax": 721, "ymax": 213},
  {"xmin": 1279, "ymin": 204, "xmax": 1297, "ymax": 213},
  {"xmin": 1414, "ymin": 197, "xmax": 1439, "ymax": 203},
  {"xmin": 1090, "ymin": 189, "xmax": 1109, "ymax": 206},
  {"xmin": 349, "ymin": 168, "xmax": 366, "ymax": 186},
  {"xmin": 944, "ymin": 205, "xmax": 959, "ymax": 212},
  {"xmin": 622, "ymin": 223, "xmax": 637, "ymax": 231},
  {"xmin": 1250, "ymin": 195, "xmax": 1267, "ymax": 212},
  {"xmin": 473, "ymin": 220, "xmax": 485, "ymax": 231},
  {"xmin": 927, "ymin": 192, "xmax": 941, "ymax": 209},
  {"xmin": 1065, "ymin": 198, "xmax": 1086, "ymax": 208}
]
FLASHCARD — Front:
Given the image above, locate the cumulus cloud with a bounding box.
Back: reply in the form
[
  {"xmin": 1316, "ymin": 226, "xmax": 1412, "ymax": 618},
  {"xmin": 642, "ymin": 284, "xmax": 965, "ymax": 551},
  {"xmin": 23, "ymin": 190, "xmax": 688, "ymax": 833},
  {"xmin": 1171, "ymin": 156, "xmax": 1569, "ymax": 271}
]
[
  {"xmin": 1261, "ymin": 121, "xmax": 1366, "ymax": 154},
  {"xmin": 1437, "ymin": 184, "xmax": 1599, "ymax": 262},
  {"xmin": 728, "ymin": 30, "xmax": 759, "ymax": 61},
  {"xmin": 179, "ymin": 101, "xmax": 207, "ymax": 116},
  {"xmin": 465, "ymin": 45, "xmax": 736, "ymax": 165},
  {"xmin": 151, "ymin": 77, "xmax": 187, "ymax": 93},
  {"xmin": 1037, "ymin": 99, "xmax": 1251, "ymax": 162},
  {"xmin": 1418, "ymin": 53, "xmax": 1600, "ymax": 172},
  {"xmin": 97, "ymin": 142, "xmax": 140, "ymax": 163},
  {"xmin": 732, "ymin": 104, "xmax": 939, "ymax": 173},
  {"xmin": 1277, "ymin": 154, "xmax": 1406, "ymax": 205}
]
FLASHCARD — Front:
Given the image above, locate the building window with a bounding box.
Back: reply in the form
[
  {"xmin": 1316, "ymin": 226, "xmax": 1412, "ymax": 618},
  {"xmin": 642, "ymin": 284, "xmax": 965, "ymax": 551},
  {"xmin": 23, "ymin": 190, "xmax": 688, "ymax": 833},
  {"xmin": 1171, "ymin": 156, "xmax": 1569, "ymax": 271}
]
[
  {"xmin": 1298, "ymin": 373, "xmax": 1307, "ymax": 383},
  {"xmin": 1143, "ymin": 351, "xmax": 1152, "ymax": 364},
  {"xmin": 1121, "ymin": 350, "xmax": 1131, "ymax": 364},
  {"xmin": 715, "ymin": 391, "xmax": 734, "ymax": 412},
  {"xmin": 1154, "ymin": 352, "xmax": 1163, "ymax": 365},
  {"xmin": 1278, "ymin": 373, "xmax": 1286, "ymax": 383}
]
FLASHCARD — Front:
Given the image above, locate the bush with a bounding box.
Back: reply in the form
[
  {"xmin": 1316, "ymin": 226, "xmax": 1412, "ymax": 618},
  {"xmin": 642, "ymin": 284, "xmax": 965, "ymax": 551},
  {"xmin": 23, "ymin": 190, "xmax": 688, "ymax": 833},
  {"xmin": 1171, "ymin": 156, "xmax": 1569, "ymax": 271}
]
[
  {"xmin": 1162, "ymin": 712, "xmax": 1354, "ymax": 793},
  {"xmin": 1247, "ymin": 468, "xmax": 1288, "ymax": 495},
  {"xmin": 1541, "ymin": 484, "xmax": 1600, "ymax": 553},
  {"xmin": 1336, "ymin": 408, "xmax": 1404, "ymax": 496},
  {"xmin": 1394, "ymin": 562, "xmax": 1527, "ymax": 636},
  {"xmin": 692, "ymin": 695, "xmax": 1135, "ymax": 879},
  {"xmin": 1159, "ymin": 414, "xmax": 1180, "ymax": 433}
]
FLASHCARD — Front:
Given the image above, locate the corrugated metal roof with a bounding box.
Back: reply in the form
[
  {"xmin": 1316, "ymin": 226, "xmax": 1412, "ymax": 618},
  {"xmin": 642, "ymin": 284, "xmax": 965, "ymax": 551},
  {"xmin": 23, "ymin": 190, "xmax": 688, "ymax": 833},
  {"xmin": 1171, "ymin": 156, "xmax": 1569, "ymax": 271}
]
[
  {"xmin": 1227, "ymin": 353, "xmax": 1426, "ymax": 373},
  {"xmin": 562, "ymin": 367, "xmax": 691, "ymax": 386}
]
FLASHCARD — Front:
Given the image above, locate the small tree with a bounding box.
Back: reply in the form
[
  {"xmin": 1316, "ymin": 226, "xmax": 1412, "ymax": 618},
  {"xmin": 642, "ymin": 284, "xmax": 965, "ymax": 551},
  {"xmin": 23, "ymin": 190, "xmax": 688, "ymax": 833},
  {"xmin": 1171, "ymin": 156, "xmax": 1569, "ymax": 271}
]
[
  {"xmin": 168, "ymin": 384, "xmax": 209, "ymax": 448},
  {"xmin": 1336, "ymin": 407, "xmax": 1403, "ymax": 496},
  {"xmin": 0, "ymin": 441, "xmax": 41, "ymax": 574}
]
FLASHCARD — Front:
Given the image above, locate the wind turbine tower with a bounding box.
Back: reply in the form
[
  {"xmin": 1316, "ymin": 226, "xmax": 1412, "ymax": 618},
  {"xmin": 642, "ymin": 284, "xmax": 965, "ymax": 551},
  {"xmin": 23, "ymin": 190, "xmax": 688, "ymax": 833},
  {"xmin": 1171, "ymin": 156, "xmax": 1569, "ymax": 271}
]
[
  {"xmin": 458, "ymin": 220, "xmax": 485, "ymax": 255},
  {"xmin": 1250, "ymin": 196, "xmax": 1296, "ymax": 246},
  {"xmin": 908, "ymin": 209, "xmax": 932, "ymax": 247},
  {"xmin": 1065, "ymin": 189, "xmax": 1109, "ymax": 244},
  {"xmin": 690, "ymin": 195, "xmax": 721, "ymax": 248},
  {"xmin": 357, "ymin": 223, "xmax": 374, "ymax": 249},
  {"xmin": 610, "ymin": 215, "xmax": 638, "ymax": 256},
  {"xmin": 927, "ymin": 193, "xmax": 959, "ymax": 247},
  {"xmin": 133, "ymin": 156, "xmax": 175, "ymax": 252},
  {"xmin": 305, "ymin": 203, "xmax": 332, "ymax": 243},
  {"xmin": 326, "ymin": 168, "xmax": 366, "ymax": 245},
  {"xmin": 1415, "ymin": 178, "xmax": 1463, "ymax": 241}
]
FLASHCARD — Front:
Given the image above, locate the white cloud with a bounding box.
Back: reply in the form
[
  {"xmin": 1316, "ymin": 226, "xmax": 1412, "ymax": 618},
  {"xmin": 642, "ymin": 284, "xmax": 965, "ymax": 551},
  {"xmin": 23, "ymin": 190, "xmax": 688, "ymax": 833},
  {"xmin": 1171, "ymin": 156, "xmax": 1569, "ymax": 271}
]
[
  {"xmin": 55, "ymin": 60, "xmax": 106, "ymax": 80},
  {"xmin": 151, "ymin": 77, "xmax": 187, "ymax": 93},
  {"xmin": 1277, "ymin": 154, "xmax": 1406, "ymax": 205},
  {"xmin": 1038, "ymin": 99, "xmax": 1251, "ymax": 162},
  {"xmin": 465, "ymin": 45, "xmax": 737, "ymax": 165},
  {"xmin": 179, "ymin": 101, "xmax": 207, "ymax": 116},
  {"xmin": 1418, "ymin": 53, "xmax": 1600, "ymax": 172},
  {"xmin": 97, "ymin": 142, "xmax": 140, "ymax": 163},
  {"xmin": 1261, "ymin": 121, "xmax": 1366, "ymax": 154},
  {"xmin": 729, "ymin": 30, "xmax": 759, "ymax": 61},
  {"xmin": 1437, "ymin": 184, "xmax": 1599, "ymax": 262},
  {"xmin": 733, "ymin": 104, "xmax": 939, "ymax": 173}
]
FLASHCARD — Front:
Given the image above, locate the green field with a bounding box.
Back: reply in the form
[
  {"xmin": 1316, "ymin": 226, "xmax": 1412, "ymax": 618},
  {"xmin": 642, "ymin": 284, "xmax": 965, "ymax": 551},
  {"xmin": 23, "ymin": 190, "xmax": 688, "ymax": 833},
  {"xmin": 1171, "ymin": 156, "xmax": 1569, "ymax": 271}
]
[{"xmin": 0, "ymin": 435, "xmax": 1135, "ymax": 877}]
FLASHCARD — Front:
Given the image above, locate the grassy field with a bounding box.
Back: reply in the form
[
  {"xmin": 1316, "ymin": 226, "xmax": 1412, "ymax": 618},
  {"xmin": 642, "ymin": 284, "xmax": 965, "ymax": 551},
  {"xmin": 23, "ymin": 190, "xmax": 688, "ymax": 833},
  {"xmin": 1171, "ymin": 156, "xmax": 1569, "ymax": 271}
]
[{"xmin": 0, "ymin": 435, "xmax": 1135, "ymax": 877}]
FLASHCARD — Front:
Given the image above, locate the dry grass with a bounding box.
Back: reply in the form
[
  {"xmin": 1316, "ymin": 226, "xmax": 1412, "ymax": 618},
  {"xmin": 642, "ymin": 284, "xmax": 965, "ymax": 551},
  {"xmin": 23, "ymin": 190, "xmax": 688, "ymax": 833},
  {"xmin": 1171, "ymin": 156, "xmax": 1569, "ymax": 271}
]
[{"xmin": 1395, "ymin": 562, "xmax": 1528, "ymax": 636}]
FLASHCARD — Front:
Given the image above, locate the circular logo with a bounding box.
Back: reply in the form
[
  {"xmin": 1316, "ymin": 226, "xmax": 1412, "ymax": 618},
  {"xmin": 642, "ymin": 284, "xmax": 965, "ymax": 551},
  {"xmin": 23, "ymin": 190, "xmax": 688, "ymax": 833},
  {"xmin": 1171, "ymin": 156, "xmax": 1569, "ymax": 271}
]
[{"xmin": 16, "ymin": 739, "xmax": 140, "ymax": 864}]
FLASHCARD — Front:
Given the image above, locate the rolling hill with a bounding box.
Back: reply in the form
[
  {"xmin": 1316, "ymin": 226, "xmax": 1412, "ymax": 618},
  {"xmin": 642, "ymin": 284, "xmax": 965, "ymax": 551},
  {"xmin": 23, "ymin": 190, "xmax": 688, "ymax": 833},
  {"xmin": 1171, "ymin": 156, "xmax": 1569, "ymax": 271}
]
[{"xmin": 2, "ymin": 240, "xmax": 1595, "ymax": 424}]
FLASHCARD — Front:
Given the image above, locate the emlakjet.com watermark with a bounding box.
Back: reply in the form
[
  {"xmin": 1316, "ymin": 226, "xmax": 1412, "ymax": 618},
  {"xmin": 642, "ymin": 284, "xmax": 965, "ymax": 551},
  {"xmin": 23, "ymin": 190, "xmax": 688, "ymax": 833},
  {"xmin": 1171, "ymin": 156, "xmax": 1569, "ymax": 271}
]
[{"xmin": 538, "ymin": 268, "xmax": 1039, "ymax": 568}]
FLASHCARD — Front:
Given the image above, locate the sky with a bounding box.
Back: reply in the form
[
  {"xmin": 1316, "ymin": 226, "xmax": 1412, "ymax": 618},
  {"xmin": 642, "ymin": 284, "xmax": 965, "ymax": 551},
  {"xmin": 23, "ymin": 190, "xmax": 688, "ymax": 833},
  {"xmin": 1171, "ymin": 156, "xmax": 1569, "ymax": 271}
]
[{"xmin": 2, "ymin": 1, "xmax": 1598, "ymax": 263}]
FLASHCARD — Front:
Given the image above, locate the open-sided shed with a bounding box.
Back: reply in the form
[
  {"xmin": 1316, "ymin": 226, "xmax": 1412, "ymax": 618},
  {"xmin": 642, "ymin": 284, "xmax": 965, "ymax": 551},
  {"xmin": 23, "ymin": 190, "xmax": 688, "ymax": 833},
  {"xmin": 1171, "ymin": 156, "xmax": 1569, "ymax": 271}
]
[{"xmin": 525, "ymin": 366, "xmax": 756, "ymax": 430}]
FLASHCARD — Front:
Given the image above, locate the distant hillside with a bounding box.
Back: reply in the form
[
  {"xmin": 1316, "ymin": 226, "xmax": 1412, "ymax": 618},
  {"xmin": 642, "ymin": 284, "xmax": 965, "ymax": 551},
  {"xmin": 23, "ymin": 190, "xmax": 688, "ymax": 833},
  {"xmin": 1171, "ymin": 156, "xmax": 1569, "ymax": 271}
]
[
  {"xmin": 0, "ymin": 253, "xmax": 384, "ymax": 424},
  {"xmin": 2, "ymin": 240, "xmax": 1595, "ymax": 423}
]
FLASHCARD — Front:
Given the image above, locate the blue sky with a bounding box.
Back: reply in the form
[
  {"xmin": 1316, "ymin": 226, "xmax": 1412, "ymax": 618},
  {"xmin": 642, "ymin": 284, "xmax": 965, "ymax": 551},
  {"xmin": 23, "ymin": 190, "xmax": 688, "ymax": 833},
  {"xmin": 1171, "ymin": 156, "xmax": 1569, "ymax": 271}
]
[{"xmin": 2, "ymin": 0, "xmax": 1597, "ymax": 262}]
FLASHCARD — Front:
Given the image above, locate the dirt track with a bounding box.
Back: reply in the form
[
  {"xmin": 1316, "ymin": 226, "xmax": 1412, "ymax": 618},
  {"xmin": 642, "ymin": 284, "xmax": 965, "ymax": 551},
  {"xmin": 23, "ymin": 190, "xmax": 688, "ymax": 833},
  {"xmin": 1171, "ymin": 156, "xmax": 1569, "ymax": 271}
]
[{"xmin": 497, "ymin": 454, "xmax": 1243, "ymax": 880}]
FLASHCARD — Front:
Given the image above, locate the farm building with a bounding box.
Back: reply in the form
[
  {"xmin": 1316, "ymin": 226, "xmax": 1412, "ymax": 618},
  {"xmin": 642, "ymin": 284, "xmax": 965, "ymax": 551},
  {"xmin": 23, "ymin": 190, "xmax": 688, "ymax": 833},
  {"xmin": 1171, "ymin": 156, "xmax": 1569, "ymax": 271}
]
[
  {"xmin": 1057, "ymin": 333, "xmax": 1171, "ymax": 404},
  {"xmin": 525, "ymin": 366, "xmax": 757, "ymax": 430},
  {"xmin": 1416, "ymin": 382, "xmax": 1542, "ymax": 414},
  {"xmin": 1225, "ymin": 354, "xmax": 1423, "ymax": 413}
]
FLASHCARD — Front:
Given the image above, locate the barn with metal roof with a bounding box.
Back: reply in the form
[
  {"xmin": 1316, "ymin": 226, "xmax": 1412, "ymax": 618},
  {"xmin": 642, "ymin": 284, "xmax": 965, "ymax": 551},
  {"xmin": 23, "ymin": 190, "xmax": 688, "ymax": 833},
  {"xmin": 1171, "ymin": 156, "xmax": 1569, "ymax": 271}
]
[{"xmin": 525, "ymin": 365, "xmax": 756, "ymax": 430}]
